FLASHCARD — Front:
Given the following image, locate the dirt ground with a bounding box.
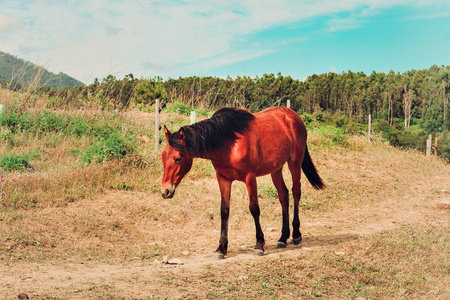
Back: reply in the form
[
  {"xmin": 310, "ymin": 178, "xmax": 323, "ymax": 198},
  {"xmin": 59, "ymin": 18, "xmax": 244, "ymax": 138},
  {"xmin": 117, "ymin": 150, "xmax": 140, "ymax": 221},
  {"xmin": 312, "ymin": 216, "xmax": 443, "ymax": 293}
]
[{"xmin": 1, "ymin": 148, "xmax": 449, "ymax": 299}]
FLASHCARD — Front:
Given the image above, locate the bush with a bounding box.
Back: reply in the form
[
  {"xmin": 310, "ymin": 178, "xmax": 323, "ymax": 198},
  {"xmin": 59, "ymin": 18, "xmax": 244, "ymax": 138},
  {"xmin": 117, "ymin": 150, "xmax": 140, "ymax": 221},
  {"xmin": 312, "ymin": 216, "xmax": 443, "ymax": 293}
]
[
  {"xmin": 300, "ymin": 112, "xmax": 313, "ymax": 125},
  {"xmin": 0, "ymin": 153, "xmax": 35, "ymax": 172},
  {"xmin": 335, "ymin": 116, "xmax": 349, "ymax": 128},
  {"xmin": 166, "ymin": 101, "xmax": 192, "ymax": 115},
  {"xmin": 82, "ymin": 132, "xmax": 135, "ymax": 164},
  {"xmin": 313, "ymin": 126, "xmax": 349, "ymax": 148}
]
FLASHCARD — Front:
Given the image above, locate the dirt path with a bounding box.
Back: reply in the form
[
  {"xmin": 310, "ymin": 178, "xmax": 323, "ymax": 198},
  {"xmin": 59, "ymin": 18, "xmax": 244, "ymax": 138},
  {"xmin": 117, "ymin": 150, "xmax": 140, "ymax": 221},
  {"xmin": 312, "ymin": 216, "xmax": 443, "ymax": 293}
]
[{"xmin": 1, "ymin": 158, "xmax": 449, "ymax": 299}]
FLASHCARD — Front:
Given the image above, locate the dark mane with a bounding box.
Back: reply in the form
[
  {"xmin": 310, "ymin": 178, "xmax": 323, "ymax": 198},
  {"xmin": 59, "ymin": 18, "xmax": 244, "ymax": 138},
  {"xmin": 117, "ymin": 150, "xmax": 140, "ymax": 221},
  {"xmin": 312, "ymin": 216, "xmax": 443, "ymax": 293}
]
[{"xmin": 168, "ymin": 107, "xmax": 254, "ymax": 157}]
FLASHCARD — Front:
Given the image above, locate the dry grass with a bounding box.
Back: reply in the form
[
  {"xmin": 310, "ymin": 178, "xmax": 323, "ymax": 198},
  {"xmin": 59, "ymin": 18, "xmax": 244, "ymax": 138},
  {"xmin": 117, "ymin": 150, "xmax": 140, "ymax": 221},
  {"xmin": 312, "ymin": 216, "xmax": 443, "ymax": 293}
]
[{"xmin": 0, "ymin": 106, "xmax": 449, "ymax": 299}]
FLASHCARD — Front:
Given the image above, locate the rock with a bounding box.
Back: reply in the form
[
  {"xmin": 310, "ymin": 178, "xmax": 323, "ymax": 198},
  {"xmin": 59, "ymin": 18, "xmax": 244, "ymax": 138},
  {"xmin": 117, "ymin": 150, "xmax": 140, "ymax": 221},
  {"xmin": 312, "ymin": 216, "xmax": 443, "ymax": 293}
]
[
  {"xmin": 437, "ymin": 202, "xmax": 450, "ymax": 210},
  {"xmin": 335, "ymin": 251, "xmax": 346, "ymax": 255},
  {"xmin": 182, "ymin": 251, "xmax": 189, "ymax": 256},
  {"xmin": 153, "ymin": 259, "xmax": 161, "ymax": 264},
  {"xmin": 162, "ymin": 256, "xmax": 169, "ymax": 264},
  {"xmin": 167, "ymin": 258, "xmax": 184, "ymax": 265},
  {"xmin": 239, "ymin": 276, "xmax": 248, "ymax": 281},
  {"xmin": 18, "ymin": 294, "xmax": 29, "ymax": 300},
  {"xmin": 149, "ymin": 242, "xmax": 167, "ymax": 246}
]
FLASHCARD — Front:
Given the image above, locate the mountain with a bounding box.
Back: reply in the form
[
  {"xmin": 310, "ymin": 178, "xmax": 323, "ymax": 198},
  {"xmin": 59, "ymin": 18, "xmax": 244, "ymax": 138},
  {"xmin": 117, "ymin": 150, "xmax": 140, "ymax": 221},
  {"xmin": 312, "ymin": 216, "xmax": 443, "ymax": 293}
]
[{"xmin": 0, "ymin": 51, "xmax": 84, "ymax": 89}]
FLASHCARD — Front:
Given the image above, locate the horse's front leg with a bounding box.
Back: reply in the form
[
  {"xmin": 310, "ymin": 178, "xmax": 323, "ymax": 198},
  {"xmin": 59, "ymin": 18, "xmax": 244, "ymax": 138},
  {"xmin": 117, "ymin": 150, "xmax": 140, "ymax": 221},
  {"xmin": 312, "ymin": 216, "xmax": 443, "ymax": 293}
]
[
  {"xmin": 246, "ymin": 174, "xmax": 265, "ymax": 255},
  {"xmin": 215, "ymin": 174, "xmax": 232, "ymax": 259}
]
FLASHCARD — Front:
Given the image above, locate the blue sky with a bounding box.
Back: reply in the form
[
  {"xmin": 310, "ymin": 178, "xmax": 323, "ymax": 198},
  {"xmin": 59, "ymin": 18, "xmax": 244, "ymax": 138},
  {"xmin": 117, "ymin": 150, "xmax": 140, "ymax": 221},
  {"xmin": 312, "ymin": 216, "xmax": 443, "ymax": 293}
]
[{"xmin": 0, "ymin": 0, "xmax": 449, "ymax": 84}]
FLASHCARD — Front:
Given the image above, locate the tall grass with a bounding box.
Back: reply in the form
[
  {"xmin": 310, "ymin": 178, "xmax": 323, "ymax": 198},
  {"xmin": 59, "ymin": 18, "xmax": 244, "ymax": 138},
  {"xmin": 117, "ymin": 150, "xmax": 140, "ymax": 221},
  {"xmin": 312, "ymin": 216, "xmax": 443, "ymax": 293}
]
[{"xmin": 0, "ymin": 90, "xmax": 156, "ymax": 208}]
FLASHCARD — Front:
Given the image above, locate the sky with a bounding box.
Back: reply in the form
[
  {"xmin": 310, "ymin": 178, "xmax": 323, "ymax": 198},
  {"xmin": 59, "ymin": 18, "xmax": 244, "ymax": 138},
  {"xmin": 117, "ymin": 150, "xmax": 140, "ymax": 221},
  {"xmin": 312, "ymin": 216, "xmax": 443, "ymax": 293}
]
[{"xmin": 1, "ymin": 0, "xmax": 449, "ymax": 84}]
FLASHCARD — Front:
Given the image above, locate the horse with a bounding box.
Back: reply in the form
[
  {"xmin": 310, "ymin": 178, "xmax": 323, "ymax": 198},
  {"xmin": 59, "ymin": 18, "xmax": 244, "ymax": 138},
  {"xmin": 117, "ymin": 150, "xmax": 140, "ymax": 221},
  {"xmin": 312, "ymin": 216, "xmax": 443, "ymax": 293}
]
[{"xmin": 160, "ymin": 106, "xmax": 325, "ymax": 258}]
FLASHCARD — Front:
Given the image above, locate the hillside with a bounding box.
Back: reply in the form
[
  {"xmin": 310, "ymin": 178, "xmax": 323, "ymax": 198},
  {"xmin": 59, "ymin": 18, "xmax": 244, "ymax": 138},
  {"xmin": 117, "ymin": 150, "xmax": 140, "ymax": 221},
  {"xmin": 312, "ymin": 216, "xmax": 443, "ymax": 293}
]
[{"xmin": 0, "ymin": 51, "xmax": 84, "ymax": 89}]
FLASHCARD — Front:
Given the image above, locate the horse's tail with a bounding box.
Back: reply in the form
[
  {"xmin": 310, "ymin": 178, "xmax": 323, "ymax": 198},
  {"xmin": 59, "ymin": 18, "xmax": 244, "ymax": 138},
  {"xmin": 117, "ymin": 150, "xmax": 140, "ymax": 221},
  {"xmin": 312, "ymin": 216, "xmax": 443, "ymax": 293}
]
[{"xmin": 302, "ymin": 147, "xmax": 325, "ymax": 190}]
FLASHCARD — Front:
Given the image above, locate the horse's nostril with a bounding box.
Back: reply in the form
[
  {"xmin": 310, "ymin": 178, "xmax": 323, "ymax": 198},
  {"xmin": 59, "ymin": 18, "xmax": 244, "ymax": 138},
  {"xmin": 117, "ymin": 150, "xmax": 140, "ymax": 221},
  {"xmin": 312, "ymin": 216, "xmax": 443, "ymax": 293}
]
[{"xmin": 165, "ymin": 189, "xmax": 170, "ymax": 197}]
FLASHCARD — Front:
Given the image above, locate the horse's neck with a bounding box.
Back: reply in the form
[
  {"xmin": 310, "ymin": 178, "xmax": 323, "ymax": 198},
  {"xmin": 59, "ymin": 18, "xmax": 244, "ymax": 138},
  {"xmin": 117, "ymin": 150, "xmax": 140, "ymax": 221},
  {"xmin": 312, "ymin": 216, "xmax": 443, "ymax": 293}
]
[{"xmin": 198, "ymin": 141, "xmax": 234, "ymax": 164}]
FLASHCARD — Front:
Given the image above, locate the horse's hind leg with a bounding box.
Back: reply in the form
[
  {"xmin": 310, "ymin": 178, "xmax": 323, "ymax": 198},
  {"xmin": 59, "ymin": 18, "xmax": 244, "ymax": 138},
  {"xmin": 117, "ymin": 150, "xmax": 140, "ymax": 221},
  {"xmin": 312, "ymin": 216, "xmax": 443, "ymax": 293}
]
[
  {"xmin": 270, "ymin": 168, "xmax": 290, "ymax": 248},
  {"xmin": 288, "ymin": 160, "xmax": 302, "ymax": 244}
]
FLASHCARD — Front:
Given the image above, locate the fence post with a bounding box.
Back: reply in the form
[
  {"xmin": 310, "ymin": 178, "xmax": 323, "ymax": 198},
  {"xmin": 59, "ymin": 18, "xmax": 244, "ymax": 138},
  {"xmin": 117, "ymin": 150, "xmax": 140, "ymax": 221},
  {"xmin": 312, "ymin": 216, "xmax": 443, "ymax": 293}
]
[
  {"xmin": 190, "ymin": 110, "xmax": 196, "ymax": 124},
  {"xmin": 155, "ymin": 98, "xmax": 160, "ymax": 153},
  {"xmin": 434, "ymin": 137, "xmax": 438, "ymax": 156},
  {"xmin": 426, "ymin": 134, "xmax": 432, "ymax": 156},
  {"xmin": 368, "ymin": 114, "xmax": 372, "ymax": 142},
  {"xmin": 287, "ymin": 100, "xmax": 291, "ymax": 109}
]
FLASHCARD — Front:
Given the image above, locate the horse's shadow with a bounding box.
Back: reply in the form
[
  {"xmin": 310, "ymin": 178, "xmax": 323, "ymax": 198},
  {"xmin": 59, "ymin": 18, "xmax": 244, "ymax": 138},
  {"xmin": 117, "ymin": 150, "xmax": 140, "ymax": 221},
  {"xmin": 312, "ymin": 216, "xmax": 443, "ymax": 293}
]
[{"xmin": 230, "ymin": 233, "xmax": 359, "ymax": 258}]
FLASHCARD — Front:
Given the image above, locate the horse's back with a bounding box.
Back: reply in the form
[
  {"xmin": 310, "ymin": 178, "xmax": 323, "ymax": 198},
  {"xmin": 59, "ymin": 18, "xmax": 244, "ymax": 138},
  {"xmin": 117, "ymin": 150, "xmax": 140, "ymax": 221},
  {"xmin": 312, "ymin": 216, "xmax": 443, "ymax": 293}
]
[
  {"xmin": 254, "ymin": 107, "xmax": 307, "ymax": 145},
  {"xmin": 228, "ymin": 107, "xmax": 307, "ymax": 177}
]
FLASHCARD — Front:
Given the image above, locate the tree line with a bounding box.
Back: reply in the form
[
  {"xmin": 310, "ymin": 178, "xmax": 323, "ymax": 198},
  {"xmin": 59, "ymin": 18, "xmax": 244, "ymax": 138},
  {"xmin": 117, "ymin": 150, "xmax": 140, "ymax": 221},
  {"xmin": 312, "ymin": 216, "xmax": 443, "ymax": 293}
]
[{"xmin": 29, "ymin": 64, "xmax": 449, "ymax": 136}]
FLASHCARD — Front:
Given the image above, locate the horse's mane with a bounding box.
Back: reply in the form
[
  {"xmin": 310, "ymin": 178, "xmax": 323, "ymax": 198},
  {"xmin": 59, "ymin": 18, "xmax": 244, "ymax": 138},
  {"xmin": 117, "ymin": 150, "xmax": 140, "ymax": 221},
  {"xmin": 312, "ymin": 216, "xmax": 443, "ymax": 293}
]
[{"xmin": 168, "ymin": 107, "xmax": 255, "ymax": 157}]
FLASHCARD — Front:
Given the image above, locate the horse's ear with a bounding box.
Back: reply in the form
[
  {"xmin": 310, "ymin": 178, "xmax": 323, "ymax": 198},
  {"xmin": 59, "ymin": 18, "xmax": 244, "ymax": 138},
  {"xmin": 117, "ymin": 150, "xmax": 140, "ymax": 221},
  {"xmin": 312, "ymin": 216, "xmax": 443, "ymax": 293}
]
[
  {"xmin": 178, "ymin": 128, "xmax": 186, "ymax": 145},
  {"xmin": 164, "ymin": 125, "xmax": 171, "ymax": 142}
]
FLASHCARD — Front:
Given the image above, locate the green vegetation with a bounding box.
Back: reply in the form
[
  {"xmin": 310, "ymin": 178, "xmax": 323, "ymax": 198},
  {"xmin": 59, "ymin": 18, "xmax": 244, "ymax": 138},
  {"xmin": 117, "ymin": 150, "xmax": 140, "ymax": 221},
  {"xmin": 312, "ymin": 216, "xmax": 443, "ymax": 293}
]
[
  {"xmin": 0, "ymin": 152, "xmax": 35, "ymax": 172},
  {"xmin": 82, "ymin": 132, "xmax": 135, "ymax": 164},
  {"xmin": 0, "ymin": 51, "xmax": 83, "ymax": 89},
  {"xmin": 1, "ymin": 52, "xmax": 449, "ymax": 158},
  {"xmin": 3, "ymin": 63, "xmax": 445, "ymax": 157}
]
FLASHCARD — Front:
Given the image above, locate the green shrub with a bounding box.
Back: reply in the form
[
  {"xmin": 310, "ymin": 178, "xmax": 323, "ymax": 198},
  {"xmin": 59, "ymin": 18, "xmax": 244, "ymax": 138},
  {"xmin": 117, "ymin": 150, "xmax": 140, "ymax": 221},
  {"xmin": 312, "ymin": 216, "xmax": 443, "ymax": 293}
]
[
  {"xmin": 313, "ymin": 126, "xmax": 349, "ymax": 148},
  {"xmin": 335, "ymin": 116, "xmax": 350, "ymax": 128},
  {"xmin": 82, "ymin": 132, "xmax": 135, "ymax": 164},
  {"xmin": 300, "ymin": 112, "xmax": 313, "ymax": 125},
  {"xmin": 166, "ymin": 101, "xmax": 192, "ymax": 115},
  {"xmin": 0, "ymin": 153, "xmax": 35, "ymax": 172}
]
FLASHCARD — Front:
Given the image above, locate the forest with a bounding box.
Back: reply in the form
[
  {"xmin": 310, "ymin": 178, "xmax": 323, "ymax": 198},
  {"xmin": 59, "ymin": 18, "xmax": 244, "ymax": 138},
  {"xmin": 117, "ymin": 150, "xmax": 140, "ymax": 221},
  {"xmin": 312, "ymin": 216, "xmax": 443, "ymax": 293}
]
[{"xmin": 1, "ymin": 64, "xmax": 449, "ymax": 159}]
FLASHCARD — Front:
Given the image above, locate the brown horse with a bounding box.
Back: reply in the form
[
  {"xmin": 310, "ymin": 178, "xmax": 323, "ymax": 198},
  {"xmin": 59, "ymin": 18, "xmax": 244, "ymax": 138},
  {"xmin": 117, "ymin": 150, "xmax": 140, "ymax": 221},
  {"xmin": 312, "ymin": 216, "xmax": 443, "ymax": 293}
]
[{"xmin": 161, "ymin": 107, "xmax": 324, "ymax": 258}]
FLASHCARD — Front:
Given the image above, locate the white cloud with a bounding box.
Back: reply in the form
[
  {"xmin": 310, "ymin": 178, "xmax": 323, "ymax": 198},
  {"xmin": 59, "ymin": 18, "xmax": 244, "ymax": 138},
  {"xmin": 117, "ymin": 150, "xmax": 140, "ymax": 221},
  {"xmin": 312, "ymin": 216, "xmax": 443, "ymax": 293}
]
[
  {"xmin": 0, "ymin": 15, "xmax": 21, "ymax": 33},
  {"xmin": 0, "ymin": 0, "xmax": 448, "ymax": 82}
]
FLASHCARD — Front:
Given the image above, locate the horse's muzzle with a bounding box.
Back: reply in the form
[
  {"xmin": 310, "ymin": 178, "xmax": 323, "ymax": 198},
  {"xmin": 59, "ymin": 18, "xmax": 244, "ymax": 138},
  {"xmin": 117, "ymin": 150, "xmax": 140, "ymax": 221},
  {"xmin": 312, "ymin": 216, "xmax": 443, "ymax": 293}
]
[{"xmin": 161, "ymin": 184, "xmax": 175, "ymax": 199}]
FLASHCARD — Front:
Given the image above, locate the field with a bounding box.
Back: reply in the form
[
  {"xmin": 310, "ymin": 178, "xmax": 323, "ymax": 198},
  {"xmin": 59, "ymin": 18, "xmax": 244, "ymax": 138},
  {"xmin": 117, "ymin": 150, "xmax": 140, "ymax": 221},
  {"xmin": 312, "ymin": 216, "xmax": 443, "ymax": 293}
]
[{"xmin": 0, "ymin": 95, "xmax": 449, "ymax": 299}]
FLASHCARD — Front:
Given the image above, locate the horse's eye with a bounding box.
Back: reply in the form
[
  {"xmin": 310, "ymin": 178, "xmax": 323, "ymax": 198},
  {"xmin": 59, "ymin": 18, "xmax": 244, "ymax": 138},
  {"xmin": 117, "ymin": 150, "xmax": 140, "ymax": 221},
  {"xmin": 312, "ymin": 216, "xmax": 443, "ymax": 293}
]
[{"xmin": 175, "ymin": 157, "xmax": 182, "ymax": 163}]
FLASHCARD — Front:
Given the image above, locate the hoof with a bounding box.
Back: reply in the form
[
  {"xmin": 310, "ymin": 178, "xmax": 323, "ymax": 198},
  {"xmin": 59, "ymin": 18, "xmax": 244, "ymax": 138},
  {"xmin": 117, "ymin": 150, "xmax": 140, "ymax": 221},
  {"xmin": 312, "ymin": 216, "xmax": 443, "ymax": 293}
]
[
  {"xmin": 276, "ymin": 241, "xmax": 287, "ymax": 249},
  {"xmin": 214, "ymin": 253, "xmax": 226, "ymax": 260},
  {"xmin": 291, "ymin": 237, "xmax": 302, "ymax": 245},
  {"xmin": 252, "ymin": 249, "xmax": 264, "ymax": 256}
]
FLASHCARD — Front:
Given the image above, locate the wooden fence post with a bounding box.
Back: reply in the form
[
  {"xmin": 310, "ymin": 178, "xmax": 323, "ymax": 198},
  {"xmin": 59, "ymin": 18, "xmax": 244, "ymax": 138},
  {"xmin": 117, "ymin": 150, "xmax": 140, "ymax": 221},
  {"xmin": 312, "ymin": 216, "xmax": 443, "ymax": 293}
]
[
  {"xmin": 434, "ymin": 137, "xmax": 438, "ymax": 156},
  {"xmin": 190, "ymin": 110, "xmax": 196, "ymax": 124},
  {"xmin": 155, "ymin": 98, "xmax": 160, "ymax": 153},
  {"xmin": 426, "ymin": 134, "xmax": 432, "ymax": 156},
  {"xmin": 368, "ymin": 114, "xmax": 372, "ymax": 142},
  {"xmin": 287, "ymin": 100, "xmax": 291, "ymax": 109}
]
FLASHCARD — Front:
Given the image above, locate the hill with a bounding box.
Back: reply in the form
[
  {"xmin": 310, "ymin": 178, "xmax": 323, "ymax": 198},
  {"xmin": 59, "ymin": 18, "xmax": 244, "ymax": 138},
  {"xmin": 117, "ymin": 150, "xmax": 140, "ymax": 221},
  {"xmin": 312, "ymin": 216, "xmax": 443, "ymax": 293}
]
[{"xmin": 0, "ymin": 51, "xmax": 84, "ymax": 89}]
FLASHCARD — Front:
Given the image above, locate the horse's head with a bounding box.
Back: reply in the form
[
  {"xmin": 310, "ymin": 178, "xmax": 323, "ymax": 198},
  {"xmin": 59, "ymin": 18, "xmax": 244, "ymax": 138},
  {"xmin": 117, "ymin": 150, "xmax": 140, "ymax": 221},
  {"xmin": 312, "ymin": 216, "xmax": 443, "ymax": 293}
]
[{"xmin": 160, "ymin": 126, "xmax": 193, "ymax": 199}]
